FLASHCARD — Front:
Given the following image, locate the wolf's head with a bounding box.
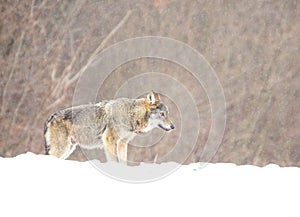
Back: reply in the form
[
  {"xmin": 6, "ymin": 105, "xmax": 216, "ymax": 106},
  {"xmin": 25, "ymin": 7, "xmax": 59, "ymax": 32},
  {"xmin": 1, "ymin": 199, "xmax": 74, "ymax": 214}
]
[{"xmin": 143, "ymin": 91, "xmax": 175, "ymax": 132}]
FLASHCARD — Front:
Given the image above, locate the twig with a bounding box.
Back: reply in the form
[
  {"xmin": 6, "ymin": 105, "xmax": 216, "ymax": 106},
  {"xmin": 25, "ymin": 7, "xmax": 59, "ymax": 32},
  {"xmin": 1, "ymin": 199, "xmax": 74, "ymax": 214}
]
[
  {"xmin": 8, "ymin": 85, "xmax": 30, "ymax": 139},
  {"xmin": 51, "ymin": 37, "xmax": 88, "ymax": 97},
  {"xmin": 30, "ymin": 0, "xmax": 36, "ymax": 18},
  {"xmin": 0, "ymin": 31, "xmax": 25, "ymax": 117},
  {"xmin": 153, "ymin": 154, "xmax": 159, "ymax": 163},
  {"xmin": 44, "ymin": 94, "xmax": 67, "ymax": 115},
  {"xmin": 67, "ymin": 10, "xmax": 132, "ymax": 86},
  {"xmin": 41, "ymin": 10, "xmax": 132, "ymax": 133}
]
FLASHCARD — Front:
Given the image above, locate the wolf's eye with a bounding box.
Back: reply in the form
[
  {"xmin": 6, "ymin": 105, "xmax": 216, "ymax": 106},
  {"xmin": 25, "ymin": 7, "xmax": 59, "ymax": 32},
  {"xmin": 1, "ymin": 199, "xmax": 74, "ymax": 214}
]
[{"xmin": 160, "ymin": 111, "xmax": 165, "ymax": 117}]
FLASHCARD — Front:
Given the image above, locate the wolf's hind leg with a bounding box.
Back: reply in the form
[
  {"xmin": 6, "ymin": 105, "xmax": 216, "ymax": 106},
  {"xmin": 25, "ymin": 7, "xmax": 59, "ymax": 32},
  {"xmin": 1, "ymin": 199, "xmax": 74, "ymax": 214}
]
[
  {"xmin": 117, "ymin": 139, "xmax": 128, "ymax": 165},
  {"xmin": 48, "ymin": 142, "xmax": 76, "ymax": 159},
  {"xmin": 60, "ymin": 144, "xmax": 76, "ymax": 159}
]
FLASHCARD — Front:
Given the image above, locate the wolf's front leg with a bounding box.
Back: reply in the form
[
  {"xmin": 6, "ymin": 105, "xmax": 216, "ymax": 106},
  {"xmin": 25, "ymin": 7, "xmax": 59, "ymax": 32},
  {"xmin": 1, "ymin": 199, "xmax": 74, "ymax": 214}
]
[
  {"xmin": 102, "ymin": 128, "xmax": 118, "ymax": 162},
  {"xmin": 116, "ymin": 139, "xmax": 128, "ymax": 165}
]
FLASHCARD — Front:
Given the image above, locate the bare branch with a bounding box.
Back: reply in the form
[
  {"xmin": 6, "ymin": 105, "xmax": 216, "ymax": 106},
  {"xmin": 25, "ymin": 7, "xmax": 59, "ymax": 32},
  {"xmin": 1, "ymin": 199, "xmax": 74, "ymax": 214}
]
[
  {"xmin": 8, "ymin": 85, "xmax": 30, "ymax": 138},
  {"xmin": 67, "ymin": 10, "xmax": 132, "ymax": 86},
  {"xmin": 153, "ymin": 154, "xmax": 159, "ymax": 163},
  {"xmin": 30, "ymin": 0, "xmax": 36, "ymax": 18},
  {"xmin": 49, "ymin": 10, "xmax": 132, "ymax": 111},
  {"xmin": 0, "ymin": 31, "xmax": 25, "ymax": 117}
]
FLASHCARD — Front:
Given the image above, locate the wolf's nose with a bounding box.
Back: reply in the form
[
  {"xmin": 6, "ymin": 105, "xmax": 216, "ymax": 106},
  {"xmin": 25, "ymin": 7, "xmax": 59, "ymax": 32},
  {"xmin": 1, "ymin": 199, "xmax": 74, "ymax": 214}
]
[{"xmin": 170, "ymin": 125, "xmax": 175, "ymax": 130}]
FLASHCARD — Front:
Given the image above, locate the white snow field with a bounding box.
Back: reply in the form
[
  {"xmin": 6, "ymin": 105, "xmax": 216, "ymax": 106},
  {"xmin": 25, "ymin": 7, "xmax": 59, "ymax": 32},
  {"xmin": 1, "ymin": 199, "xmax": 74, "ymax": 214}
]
[{"xmin": 1, "ymin": 152, "xmax": 299, "ymax": 217}]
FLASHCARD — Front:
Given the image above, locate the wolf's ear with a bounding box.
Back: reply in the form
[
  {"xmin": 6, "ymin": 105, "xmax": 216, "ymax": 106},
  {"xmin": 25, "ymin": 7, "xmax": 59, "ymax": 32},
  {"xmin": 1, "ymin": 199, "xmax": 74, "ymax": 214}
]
[{"xmin": 147, "ymin": 91, "xmax": 160, "ymax": 106}]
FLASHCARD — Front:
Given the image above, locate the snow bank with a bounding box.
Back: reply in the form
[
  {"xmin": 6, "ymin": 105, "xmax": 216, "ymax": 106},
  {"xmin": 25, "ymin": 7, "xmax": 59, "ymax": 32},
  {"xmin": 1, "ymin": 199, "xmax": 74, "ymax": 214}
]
[{"xmin": 1, "ymin": 153, "xmax": 299, "ymax": 217}]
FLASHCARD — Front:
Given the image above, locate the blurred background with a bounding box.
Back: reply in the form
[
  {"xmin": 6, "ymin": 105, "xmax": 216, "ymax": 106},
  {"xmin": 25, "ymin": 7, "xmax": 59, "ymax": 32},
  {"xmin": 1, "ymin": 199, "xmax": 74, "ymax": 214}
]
[{"xmin": 0, "ymin": 0, "xmax": 299, "ymax": 166}]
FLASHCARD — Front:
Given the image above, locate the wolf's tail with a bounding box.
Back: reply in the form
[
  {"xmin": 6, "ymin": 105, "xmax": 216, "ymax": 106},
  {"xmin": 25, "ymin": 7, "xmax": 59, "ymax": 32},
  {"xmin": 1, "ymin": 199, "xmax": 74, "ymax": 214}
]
[
  {"xmin": 44, "ymin": 139, "xmax": 50, "ymax": 155},
  {"xmin": 43, "ymin": 112, "xmax": 58, "ymax": 155},
  {"xmin": 44, "ymin": 122, "xmax": 50, "ymax": 155}
]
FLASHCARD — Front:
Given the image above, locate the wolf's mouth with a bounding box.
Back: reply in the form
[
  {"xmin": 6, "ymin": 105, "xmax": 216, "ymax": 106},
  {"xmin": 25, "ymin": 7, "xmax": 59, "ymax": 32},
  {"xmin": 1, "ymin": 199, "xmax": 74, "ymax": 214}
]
[{"xmin": 158, "ymin": 124, "xmax": 171, "ymax": 131}]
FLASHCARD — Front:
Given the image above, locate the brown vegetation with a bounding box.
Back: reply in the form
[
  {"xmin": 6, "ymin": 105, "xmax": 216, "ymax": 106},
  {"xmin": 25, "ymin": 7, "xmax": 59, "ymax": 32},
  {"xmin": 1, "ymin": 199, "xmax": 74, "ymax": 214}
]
[{"xmin": 0, "ymin": 0, "xmax": 299, "ymax": 166}]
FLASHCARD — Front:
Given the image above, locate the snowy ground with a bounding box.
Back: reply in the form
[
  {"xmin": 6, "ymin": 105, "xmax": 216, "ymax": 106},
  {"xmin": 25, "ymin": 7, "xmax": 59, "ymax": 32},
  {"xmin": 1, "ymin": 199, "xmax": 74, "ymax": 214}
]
[{"xmin": 1, "ymin": 153, "xmax": 299, "ymax": 217}]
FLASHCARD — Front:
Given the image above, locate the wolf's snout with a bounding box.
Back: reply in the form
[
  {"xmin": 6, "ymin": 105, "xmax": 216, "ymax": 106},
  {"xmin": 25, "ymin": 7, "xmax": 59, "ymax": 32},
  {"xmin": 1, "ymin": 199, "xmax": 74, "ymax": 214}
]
[{"xmin": 170, "ymin": 125, "xmax": 175, "ymax": 130}]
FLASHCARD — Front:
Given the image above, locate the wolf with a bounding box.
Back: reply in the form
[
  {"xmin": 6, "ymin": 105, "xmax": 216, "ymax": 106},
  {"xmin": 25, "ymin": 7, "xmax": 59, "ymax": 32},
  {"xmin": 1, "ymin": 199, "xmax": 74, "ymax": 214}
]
[{"xmin": 44, "ymin": 91, "xmax": 175, "ymax": 164}]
